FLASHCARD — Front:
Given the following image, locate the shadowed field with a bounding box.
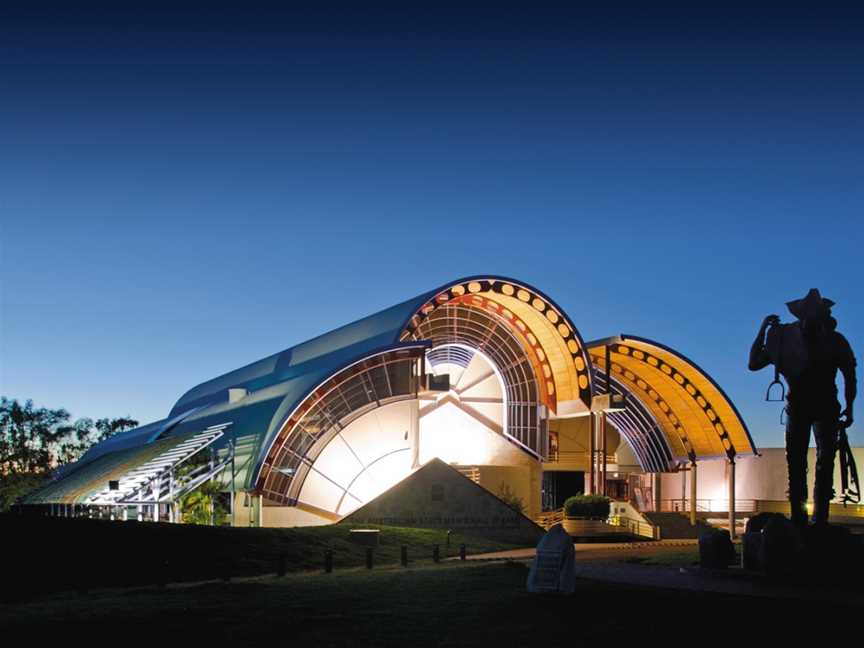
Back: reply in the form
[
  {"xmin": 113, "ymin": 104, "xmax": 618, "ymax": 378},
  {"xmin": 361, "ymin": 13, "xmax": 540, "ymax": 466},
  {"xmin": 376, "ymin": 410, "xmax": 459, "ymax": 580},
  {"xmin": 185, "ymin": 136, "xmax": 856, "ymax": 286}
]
[
  {"xmin": 0, "ymin": 514, "xmax": 524, "ymax": 601},
  {"xmin": 0, "ymin": 559, "xmax": 849, "ymax": 646}
]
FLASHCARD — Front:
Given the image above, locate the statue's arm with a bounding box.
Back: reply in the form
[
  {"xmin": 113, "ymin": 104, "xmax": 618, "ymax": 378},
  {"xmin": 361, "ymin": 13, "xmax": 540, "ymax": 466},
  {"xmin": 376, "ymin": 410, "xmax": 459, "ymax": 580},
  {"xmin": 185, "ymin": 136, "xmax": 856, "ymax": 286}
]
[{"xmin": 748, "ymin": 315, "xmax": 778, "ymax": 371}]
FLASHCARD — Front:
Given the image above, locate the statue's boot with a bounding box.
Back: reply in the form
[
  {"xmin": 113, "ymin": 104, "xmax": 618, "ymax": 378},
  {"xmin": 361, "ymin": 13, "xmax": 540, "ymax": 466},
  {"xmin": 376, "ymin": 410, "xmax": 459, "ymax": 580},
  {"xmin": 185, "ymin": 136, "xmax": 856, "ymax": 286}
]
[{"xmin": 789, "ymin": 498, "xmax": 808, "ymax": 530}]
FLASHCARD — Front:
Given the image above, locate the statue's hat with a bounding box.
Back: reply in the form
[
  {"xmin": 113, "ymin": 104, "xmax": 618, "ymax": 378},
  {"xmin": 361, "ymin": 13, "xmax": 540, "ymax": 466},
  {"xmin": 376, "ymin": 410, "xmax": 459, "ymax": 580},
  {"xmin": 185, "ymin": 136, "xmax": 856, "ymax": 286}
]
[{"xmin": 786, "ymin": 288, "xmax": 834, "ymax": 320}]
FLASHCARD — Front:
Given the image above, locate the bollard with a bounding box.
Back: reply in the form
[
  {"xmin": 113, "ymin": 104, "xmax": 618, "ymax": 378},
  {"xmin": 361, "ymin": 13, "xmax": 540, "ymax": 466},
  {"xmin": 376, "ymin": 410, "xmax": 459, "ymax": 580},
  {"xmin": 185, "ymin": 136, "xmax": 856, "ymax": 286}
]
[
  {"xmin": 324, "ymin": 549, "xmax": 333, "ymax": 573},
  {"xmin": 459, "ymin": 544, "xmax": 466, "ymax": 561},
  {"xmin": 401, "ymin": 545, "xmax": 408, "ymax": 567},
  {"xmin": 277, "ymin": 554, "xmax": 287, "ymax": 577},
  {"xmin": 366, "ymin": 547, "xmax": 374, "ymax": 569},
  {"xmin": 433, "ymin": 545, "xmax": 440, "ymax": 563},
  {"xmin": 221, "ymin": 556, "xmax": 231, "ymax": 583},
  {"xmin": 158, "ymin": 558, "xmax": 169, "ymax": 590},
  {"xmin": 446, "ymin": 530, "xmax": 451, "ymax": 547}
]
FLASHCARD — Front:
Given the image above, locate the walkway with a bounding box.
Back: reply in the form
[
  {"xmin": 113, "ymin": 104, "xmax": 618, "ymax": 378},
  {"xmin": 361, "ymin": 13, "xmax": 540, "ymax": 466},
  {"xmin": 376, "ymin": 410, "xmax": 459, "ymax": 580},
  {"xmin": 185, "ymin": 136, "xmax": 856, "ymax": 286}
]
[
  {"xmin": 457, "ymin": 541, "xmax": 864, "ymax": 604},
  {"xmin": 450, "ymin": 539, "xmax": 697, "ymax": 563}
]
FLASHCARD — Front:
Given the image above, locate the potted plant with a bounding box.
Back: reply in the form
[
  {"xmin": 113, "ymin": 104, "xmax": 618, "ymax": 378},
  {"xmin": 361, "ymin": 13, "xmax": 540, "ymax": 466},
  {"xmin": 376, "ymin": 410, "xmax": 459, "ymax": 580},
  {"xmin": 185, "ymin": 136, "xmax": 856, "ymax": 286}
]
[{"xmin": 562, "ymin": 494, "xmax": 612, "ymax": 536}]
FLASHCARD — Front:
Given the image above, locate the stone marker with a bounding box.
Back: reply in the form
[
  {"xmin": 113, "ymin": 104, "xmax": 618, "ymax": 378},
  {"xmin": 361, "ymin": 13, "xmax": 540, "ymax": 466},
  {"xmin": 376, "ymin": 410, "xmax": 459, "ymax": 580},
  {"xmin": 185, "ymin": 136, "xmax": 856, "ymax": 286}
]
[
  {"xmin": 698, "ymin": 528, "xmax": 736, "ymax": 569},
  {"xmin": 741, "ymin": 512, "xmax": 786, "ymax": 571},
  {"xmin": 526, "ymin": 523, "xmax": 576, "ymax": 594},
  {"xmin": 759, "ymin": 515, "xmax": 800, "ymax": 578}
]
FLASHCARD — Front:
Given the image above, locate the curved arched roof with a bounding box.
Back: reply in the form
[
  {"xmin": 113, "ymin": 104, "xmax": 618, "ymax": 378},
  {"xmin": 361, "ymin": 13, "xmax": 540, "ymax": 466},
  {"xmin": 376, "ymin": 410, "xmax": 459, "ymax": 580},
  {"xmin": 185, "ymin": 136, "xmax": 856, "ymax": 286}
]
[
  {"xmin": 587, "ymin": 335, "xmax": 757, "ymax": 465},
  {"xmin": 41, "ymin": 275, "xmax": 594, "ymax": 498},
  {"xmin": 169, "ymin": 275, "xmax": 593, "ymax": 418}
]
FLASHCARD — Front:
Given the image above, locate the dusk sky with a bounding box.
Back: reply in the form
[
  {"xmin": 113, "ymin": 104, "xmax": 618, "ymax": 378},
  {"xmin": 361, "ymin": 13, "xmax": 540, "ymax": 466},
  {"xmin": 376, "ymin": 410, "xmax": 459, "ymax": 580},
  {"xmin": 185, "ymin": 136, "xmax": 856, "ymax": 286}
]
[{"xmin": 1, "ymin": 3, "xmax": 861, "ymax": 448}]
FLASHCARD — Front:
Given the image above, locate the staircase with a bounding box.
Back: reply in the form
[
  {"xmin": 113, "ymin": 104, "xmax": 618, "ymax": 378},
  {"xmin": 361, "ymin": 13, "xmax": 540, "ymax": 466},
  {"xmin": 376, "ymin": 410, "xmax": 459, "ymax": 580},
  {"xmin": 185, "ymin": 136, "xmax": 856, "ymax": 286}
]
[
  {"xmin": 641, "ymin": 512, "xmax": 716, "ymax": 539},
  {"xmin": 535, "ymin": 509, "xmax": 564, "ymax": 530}
]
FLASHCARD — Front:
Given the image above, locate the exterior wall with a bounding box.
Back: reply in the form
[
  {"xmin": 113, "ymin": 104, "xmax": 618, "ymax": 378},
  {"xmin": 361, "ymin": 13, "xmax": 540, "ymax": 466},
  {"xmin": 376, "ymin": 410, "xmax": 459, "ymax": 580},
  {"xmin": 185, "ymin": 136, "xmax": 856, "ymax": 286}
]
[
  {"xmin": 476, "ymin": 462, "xmax": 542, "ymax": 520},
  {"xmin": 262, "ymin": 505, "xmax": 332, "ymax": 527},
  {"xmin": 658, "ymin": 447, "xmax": 864, "ymax": 509}
]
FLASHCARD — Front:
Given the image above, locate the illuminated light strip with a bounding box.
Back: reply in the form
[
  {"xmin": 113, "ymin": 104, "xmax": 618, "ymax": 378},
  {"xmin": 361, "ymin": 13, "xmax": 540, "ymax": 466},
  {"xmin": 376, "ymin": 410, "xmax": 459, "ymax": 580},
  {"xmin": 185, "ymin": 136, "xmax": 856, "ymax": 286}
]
[
  {"xmin": 591, "ymin": 353, "xmax": 695, "ymax": 461},
  {"xmin": 612, "ymin": 344, "xmax": 735, "ymax": 456},
  {"xmin": 401, "ymin": 278, "xmax": 592, "ymax": 407}
]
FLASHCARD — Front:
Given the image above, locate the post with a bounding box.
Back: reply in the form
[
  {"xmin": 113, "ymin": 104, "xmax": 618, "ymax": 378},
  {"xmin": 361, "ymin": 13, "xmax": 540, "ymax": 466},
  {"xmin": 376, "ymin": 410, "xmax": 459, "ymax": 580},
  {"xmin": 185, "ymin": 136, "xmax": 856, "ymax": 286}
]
[
  {"xmin": 600, "ymin": 412, "xmax": 607, "ymax": 497},
  {"xmin": 587, "ymin": 413, "xmax": 596, "ymax": 495},
  {"xmin": 409, "ymin": 397, "xmax": 421, "ymax": 469},
  {"xmin": 230, "ymin": 437, "xmax": 236, "ymax": 527},
  {"xmin": 324, "ymin": 549, "xmax": 333, "ymax": 573},
  {"xmin": 728, "ymin": 458, "xmax": 736, "ymax": 539},
  {"xmin": 690, "ymin": 461, "xmax": 698, "ymax": 526},
  {"xmin": 257, "ymin": 494, "xmax": 264, "ymax": 528},
  {"xmin": 653, "ymin": 472, "xmax": 662, "ymax": 512}
]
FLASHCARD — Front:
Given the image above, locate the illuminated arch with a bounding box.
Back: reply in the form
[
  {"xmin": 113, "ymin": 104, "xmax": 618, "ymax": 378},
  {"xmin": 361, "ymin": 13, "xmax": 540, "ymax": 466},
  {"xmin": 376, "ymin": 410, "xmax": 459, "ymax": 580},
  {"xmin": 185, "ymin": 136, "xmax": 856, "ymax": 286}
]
[
  {"xmin": 588, "ymin": 336, "xmax": 757, "ymax": 466},
  {"xmin": 398, "ymin": 277, "xmax": 592, "ymax": 459},
  {"xmin": 401, "ymin": 277, "xmax": 593, "ymax": 404}
]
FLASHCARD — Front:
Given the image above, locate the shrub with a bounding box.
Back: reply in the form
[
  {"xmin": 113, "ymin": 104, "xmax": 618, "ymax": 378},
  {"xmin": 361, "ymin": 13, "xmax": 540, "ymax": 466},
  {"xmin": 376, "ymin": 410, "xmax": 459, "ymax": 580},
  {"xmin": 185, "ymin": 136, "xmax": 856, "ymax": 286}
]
[
  {"xmin": 496, "ymin": 482, "xmax": 525, "ymax": 515},
  {"xmin": 563, "ymin": 494, "xmax": 611, "ymax": 519}
]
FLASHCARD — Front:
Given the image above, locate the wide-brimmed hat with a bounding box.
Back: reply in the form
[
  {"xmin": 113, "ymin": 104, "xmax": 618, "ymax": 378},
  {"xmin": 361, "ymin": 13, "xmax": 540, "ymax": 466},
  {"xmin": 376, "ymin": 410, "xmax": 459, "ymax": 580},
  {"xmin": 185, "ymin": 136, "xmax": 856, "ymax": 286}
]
[{"xmin": 786, "ymin": 288, "xmax": 835, "ymax": 320}]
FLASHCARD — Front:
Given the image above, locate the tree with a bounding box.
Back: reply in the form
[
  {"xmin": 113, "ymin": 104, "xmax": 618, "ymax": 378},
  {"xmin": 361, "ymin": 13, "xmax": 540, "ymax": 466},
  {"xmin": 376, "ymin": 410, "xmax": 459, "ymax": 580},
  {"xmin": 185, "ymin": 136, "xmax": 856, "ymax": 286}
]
[{"xmin": 0, "ymin": 397, "xmax": 138, "ymax": 509}]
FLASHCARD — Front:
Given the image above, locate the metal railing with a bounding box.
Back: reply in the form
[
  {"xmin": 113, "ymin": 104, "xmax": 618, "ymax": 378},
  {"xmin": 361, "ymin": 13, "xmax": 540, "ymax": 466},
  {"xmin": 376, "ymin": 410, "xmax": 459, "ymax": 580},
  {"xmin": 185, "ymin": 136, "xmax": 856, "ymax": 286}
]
[
  {"xmin": 456, "ymin": 467, "xmax": 480, "ymax": 484},
  {"xmin": 608, "ymin": 515, "xmax": 659, "ymax": 539},
  {"xmin": 545, "ymin": 450, "xmax": 617, "ymax": 464},
  {"xmin": 654, "ymin": 499, "xmax": 864, "ymax": 518},
  {"xmin": 658, "ymin": 498, "xmax": 759, "ymax": 513}
]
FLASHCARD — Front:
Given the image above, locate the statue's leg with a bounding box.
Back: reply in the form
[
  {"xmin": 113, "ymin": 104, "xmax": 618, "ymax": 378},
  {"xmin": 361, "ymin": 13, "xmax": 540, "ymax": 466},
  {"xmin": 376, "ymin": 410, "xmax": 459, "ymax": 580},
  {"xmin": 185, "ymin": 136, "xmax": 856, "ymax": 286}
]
[
  {"xmin": 785, "ymin": 407, "xmax": 811, "ymax": 528},
  {"xmin": 812, "ymin": 408, "xmax": 840, "ymax": 525}
]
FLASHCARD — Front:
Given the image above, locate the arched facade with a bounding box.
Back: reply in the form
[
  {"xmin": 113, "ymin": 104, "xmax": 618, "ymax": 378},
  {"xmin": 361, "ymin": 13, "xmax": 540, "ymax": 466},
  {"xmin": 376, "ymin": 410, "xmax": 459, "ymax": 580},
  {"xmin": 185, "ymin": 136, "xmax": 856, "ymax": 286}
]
[
  {"xmin": 25, "ymin": 276, "xmax": 756, "ymax": 529},
  {"xmin": 587, "ymin": 336, "xmax": 757, "ymax": 467}
]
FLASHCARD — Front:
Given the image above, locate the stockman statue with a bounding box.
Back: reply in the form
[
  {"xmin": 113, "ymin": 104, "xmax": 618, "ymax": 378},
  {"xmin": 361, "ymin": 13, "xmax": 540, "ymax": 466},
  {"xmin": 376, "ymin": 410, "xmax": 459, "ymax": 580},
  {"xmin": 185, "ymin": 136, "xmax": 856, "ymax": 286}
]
[{"xmin": 749, "ymin": 289, "xmax": 857, "ymax": 529}]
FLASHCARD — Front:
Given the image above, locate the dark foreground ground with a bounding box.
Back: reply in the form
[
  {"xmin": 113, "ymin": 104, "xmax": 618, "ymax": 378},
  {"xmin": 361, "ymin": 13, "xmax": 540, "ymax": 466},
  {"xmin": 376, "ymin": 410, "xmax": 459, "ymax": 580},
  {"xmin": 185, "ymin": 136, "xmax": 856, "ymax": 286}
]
[
  {"xmin": 0, "ymin": 514, "xmax": 523, "ymax": 601},
  {"xmin": 1, "ymin": 559, "xmax": 853, "ymax": 646}
]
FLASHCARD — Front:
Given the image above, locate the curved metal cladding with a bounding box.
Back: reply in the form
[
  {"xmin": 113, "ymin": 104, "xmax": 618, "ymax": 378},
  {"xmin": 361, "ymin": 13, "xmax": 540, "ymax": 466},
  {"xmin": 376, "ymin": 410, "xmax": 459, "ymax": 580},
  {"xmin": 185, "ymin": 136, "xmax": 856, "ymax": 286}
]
[
  {"xmin": 587, "ymin": 335, "xmax": 757, "ymax": 467},
  {"xmin": 42, "ymin": 276, "xmax": 594, "ymax": 501},
  {"xmin": 592, "ymin": 370, "xmax": 673, "ymax": 473}
]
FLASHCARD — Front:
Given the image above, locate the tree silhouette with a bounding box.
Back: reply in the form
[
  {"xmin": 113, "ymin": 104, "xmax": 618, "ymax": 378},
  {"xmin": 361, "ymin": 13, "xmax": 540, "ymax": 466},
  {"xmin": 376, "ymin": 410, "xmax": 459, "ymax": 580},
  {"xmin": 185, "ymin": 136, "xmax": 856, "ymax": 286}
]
[{"xmin": 0, "ymin": 397, "xmax": 138, "ymax": 509}]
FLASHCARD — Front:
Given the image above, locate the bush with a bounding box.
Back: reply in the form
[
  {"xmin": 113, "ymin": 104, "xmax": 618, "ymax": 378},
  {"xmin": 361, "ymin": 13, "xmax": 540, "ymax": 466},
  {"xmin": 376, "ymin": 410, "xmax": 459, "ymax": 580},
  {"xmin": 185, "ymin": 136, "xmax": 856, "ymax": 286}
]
[
  {"xmin": 563, "ymin": 494, "xmax": 610, "ymax": 519},
  {"xmin": 496, "ymin": 482, "xmax": 525, "ymax": 515}
]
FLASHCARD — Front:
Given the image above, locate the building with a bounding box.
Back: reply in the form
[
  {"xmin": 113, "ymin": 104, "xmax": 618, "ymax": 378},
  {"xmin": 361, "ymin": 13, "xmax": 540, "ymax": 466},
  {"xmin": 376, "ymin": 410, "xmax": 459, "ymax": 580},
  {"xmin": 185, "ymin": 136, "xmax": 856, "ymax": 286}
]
[{"xmin": 24, "ymin": 276, "xmax": 768, "ymax": 530}]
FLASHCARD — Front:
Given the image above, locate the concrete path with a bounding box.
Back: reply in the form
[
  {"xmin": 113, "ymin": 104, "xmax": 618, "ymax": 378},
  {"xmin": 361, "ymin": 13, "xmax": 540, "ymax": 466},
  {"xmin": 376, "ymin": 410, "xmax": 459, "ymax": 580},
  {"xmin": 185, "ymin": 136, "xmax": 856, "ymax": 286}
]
[
  {"xmin": 452, "ymin": 539, "xmax": 697, "ymax": 562},
  {"xmin": 456, "ymin": 541, "xmax": 863, "ymax": 605}
]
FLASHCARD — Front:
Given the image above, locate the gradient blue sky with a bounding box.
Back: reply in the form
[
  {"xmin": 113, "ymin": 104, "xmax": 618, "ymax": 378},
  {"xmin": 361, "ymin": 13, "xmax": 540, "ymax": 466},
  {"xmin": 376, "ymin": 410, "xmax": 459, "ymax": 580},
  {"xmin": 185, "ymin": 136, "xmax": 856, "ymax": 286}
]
[{"xmin": 1, "ymin": 3, "xmax": 861, "ymax": 448}]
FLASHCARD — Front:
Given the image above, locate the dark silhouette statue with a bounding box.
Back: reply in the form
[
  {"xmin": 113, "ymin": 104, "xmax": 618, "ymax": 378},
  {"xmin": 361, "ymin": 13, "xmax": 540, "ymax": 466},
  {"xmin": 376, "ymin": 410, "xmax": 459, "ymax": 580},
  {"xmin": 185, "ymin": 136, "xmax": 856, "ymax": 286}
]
[{"xmin": 749, "ymin": 289, "xmax": 857, "ymax": 529}]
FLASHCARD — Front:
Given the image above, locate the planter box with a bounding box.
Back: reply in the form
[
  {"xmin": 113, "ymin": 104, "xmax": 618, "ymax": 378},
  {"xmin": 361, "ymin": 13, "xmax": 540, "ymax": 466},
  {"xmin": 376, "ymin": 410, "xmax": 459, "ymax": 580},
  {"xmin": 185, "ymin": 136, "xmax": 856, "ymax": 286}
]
[{"xmin": 562, "ymin": 518, "xmax": 614, "ymax": 536}]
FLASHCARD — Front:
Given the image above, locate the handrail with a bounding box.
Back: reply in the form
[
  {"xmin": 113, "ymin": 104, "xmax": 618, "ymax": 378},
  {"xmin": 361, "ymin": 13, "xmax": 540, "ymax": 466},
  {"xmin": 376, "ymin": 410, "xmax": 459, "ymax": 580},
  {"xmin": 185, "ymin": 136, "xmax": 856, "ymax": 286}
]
[
  {"xmin": 656, "ymin": 498, "xmax": 759, "ymax": 513},
  {"xmin": 546, "ymin": 450, "xmax": 617, "ymax": 464},
  {"xmin": 608, "ymin": 515, "xmax": 659, "ymax": 539}
]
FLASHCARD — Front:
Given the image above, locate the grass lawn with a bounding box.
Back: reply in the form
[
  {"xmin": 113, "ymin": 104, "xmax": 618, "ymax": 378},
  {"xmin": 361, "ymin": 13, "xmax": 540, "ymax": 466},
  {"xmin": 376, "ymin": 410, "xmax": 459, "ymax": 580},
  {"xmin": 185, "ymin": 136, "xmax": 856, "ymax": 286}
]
[
  {"xmin": 622, "ymin": 547, "xmax": 702, "ymax": 567},
  {"xmin": 0, "ymin": 514, "xmax": 527, "ymax": 601},
  {"xmin": 0, "ymin": 559, "xmax": 848, "ymax": 646}
]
